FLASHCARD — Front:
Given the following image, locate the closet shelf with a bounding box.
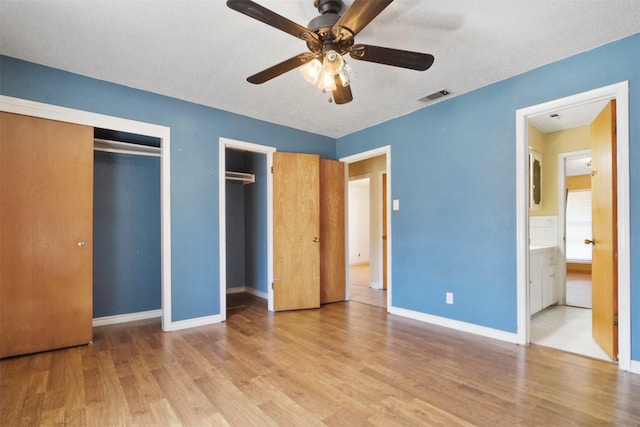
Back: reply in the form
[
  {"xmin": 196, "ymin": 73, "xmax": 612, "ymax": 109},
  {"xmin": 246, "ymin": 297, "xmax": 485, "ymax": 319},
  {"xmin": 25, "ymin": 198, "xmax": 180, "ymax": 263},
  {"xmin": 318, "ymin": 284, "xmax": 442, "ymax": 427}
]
[{"xmin": 225, "ymin": 171, "xmax": 255, "ymax": 184}]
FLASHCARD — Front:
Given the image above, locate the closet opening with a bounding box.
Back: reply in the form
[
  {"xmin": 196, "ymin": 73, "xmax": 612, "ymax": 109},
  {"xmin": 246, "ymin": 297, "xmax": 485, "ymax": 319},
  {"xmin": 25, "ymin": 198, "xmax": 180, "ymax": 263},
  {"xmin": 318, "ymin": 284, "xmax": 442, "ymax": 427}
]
[
  {"xmin": 92, "ymin": 128, "xmax": 162, "ymax": 324},
  {"xmin": 221, "ymin": 141, "xmax": 274, "ymax": 318},
  {"xmin": 225, "ymin": 147, "xmax": 267, "ymax": 298}
]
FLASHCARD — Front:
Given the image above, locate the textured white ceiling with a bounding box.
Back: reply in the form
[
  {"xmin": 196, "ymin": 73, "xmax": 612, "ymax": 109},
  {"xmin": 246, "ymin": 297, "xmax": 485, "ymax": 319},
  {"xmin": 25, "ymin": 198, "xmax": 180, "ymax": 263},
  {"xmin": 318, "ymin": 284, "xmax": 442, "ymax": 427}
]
[
  {"xmin": 1, "ymin": 0, "xmax": 639, "ymax": 138},
  {"xmin": 528, "ymin": 99, "xmax": 610, "ymax": 134}
]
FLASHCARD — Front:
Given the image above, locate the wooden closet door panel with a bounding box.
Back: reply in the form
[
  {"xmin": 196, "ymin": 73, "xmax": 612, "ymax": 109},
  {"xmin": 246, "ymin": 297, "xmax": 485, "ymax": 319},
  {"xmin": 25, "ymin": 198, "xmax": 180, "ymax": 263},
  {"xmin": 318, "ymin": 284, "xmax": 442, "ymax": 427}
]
[
  {"xmin": 320, "ymin": 159, "xmax": 346, "ymax": 304},
  {"xmin": 273, "ymin": 152, "xmax": 320, "ymax": 311},
  {"xmin": 1, "ymin": 112, "xmax": 93, "ymax": 358}
]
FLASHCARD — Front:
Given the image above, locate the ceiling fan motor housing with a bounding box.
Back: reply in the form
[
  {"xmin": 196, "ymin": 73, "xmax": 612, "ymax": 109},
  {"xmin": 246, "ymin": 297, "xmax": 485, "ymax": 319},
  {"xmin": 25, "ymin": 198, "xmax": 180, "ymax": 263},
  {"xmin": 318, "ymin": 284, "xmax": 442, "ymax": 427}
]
[
  {"xmin": 314, "ymin": 0, "xmax": 343, "ymax": 15},
  {"xmin": 307, "ymin": 0, "xmax": 353, "ymax": 55}
]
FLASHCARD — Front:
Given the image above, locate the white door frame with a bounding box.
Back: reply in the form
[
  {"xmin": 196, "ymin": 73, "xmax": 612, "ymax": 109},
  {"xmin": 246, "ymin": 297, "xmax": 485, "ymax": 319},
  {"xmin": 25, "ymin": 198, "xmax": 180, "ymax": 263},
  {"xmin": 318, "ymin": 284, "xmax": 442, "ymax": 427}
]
[
  {"xmin": 218, "ymin": 137, "xmax": 275, "ymax": 317},
  {"xmin": 340, "ymin": 146, "xmax": 392, "ymax": 309},
  {"xmin": 348, "ymin": 174, "xmax": 372, "ymax": 289},
  {"xmin": 515, "ymin": 81, "xmax": 631, "ymax": 371},
  {"xmin": 0, "ymin": 95, "xmax": 173, "ymax": 331}
]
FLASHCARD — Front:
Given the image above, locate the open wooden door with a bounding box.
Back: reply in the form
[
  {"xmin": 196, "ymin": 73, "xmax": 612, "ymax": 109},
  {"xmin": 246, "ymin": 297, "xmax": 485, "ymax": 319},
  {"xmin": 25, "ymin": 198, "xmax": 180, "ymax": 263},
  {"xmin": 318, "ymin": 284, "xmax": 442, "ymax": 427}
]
[
  {"xmin": 590, "ymin": 100, "xmax": 618, "ymax": 360},
  {"xmin": 320, "ymin": 159, "xmax": 346, "ymax": 304},
  {"xmin": 273, "ymin": 152, "xmax": 320, "ymax": 311},
  {"xmin": 1, "ymin": 112, "xmax": 93, "ymax": 358},
  {"xmin": 382, "ymin": 173, "xmax": 388, "ymax": 290}
]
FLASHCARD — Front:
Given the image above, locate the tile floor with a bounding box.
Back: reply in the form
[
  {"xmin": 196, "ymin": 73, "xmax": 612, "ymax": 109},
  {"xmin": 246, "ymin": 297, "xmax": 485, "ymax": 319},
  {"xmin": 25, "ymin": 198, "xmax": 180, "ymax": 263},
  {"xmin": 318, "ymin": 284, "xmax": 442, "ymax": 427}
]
[
  {"xmin": 531, "ymin": 270, "xmax": 613, "ymax": 362},
  {"xmin": 531, "ymin": 305, "xmax": 611, "ymax": 361}
]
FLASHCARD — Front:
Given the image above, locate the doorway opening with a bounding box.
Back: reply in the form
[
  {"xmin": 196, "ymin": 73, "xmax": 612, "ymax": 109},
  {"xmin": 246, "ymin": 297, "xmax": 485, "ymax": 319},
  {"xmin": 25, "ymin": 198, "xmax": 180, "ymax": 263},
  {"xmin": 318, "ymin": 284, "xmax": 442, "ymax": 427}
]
[
  {"xmin": 219, "ymin": 137, "xmax": 275, "ymax": 318},
  {"xmin": 341, "ymin": 147, "xmax": 391, "ymax": 310},
  {"xmin": 93, "ymin": 129, "xmax": 162, "ymax": 326},
  {"xmin": 515, "ymin": 82, "xmax": 631, "ymax": 371},
  {"xmin": 348, "ymin": 176, "xmax": 372, "ymax": 302}
]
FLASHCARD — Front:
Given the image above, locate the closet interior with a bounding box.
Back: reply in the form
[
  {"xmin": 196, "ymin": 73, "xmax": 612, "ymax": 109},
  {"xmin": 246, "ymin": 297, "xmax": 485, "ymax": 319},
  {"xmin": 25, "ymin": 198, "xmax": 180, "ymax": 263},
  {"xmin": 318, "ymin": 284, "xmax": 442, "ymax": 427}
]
[
  {"xmin": 93, "ymin": 128, "xmax": 162, "ymax": 319},
  {"xmin": 225, "ymin": 148, "xmax": 269, "ymax": 298}
]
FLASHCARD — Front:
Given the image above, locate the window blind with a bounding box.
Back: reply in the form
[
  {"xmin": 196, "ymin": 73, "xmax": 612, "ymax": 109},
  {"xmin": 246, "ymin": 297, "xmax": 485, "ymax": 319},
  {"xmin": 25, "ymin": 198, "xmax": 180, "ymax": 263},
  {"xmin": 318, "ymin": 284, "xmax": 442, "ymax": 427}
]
[{"xmin": 565, "ymin": 189, "xmax": 592, "ymax": 262}]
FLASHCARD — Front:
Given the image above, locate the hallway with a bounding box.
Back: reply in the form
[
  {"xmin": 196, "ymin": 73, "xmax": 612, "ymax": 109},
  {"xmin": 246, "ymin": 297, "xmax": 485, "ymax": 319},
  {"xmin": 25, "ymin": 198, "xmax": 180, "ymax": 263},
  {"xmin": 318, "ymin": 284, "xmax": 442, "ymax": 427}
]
[{"xmin": 348, "ymin": 263, "xmax": 386, "ymax": 309}]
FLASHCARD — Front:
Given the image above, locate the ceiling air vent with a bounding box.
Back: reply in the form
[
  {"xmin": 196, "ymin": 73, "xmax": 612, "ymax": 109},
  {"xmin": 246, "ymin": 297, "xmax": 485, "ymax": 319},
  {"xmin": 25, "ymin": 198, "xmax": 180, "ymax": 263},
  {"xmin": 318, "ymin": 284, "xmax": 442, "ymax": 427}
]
[{"xmin": 419, "ymin": 89, "xmax": 451, "ymax": 102}]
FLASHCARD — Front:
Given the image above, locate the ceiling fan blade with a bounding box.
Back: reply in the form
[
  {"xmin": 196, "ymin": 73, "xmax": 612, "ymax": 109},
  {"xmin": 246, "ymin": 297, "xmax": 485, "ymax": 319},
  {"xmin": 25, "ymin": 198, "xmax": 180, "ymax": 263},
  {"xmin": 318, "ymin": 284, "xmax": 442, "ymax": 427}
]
[
  {"xmin": 333, "ymin": 0, "xmax": 393, "ymax": 40},
  {"xmin": 332, "ymin": 76, "xmax": 353, "ymax": 105},
  {"xmin": 247, "ymin": 53, "xmax": 316, "ymax": 84},
  {"xmin": 349, "ymin": 44, "xmax": 434, "ymax": 71},
  {"xmin": 227, "ymin": 0, "xmax": 319, "ymax": 43}
]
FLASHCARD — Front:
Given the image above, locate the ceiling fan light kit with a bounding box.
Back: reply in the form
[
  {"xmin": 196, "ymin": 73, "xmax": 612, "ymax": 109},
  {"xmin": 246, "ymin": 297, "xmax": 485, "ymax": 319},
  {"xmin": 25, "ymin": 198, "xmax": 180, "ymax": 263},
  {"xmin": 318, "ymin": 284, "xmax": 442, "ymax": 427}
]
[{"xmin": 226, "ymin": 0, "xmax": 435, "ymax": 105}]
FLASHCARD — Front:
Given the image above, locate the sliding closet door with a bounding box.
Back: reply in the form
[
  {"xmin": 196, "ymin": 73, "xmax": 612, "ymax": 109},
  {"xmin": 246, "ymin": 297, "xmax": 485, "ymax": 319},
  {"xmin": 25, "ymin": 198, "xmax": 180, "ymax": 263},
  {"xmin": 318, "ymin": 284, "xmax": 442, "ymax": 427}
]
[{"xmin": 0, "ymin": 112, "xmax": 93, "ymax": 358}]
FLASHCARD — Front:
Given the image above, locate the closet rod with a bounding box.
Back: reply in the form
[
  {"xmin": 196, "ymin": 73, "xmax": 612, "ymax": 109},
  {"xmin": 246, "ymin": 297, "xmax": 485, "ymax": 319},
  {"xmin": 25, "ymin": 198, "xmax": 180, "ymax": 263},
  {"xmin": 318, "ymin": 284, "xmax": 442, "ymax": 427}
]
[
  {"xmin": 94, "ymin": 138, "xmax": 161, "ymax": 157},
  {"xmin": 225, "ymin": 171, "xmax": 255, "ymax": 184}
]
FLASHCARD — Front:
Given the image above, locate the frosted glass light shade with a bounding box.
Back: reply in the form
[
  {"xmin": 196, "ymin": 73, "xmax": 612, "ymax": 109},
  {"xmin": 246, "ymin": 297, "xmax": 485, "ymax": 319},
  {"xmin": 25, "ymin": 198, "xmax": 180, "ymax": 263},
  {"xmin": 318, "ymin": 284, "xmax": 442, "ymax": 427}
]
[
  {"xmin": 317, "ymin": 70, "xmax": 337, "ymax": 91},
  {"xmin": 299, "ymin": 59, "xmax": 322, "ymax": 85},
  {"xmin": 299, "ymin": 50, "xmax": 350, "ymax": 92}
]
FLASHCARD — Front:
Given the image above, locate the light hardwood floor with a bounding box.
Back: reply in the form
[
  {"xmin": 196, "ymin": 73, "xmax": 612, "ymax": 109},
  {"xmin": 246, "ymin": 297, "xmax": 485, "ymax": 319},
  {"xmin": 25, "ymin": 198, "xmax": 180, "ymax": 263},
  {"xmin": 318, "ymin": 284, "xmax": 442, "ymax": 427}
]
[{"xmin": 2, "ymin": 293, "xmax": 640, "ymax": 426}]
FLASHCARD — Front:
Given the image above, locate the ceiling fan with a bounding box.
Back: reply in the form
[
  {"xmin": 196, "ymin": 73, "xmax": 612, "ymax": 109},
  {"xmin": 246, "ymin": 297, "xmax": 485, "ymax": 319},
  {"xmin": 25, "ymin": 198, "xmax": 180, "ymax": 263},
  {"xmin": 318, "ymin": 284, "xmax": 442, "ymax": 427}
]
[{"xmin": 226, "ymin": 0, "xmax": 435, "ymax": 104}]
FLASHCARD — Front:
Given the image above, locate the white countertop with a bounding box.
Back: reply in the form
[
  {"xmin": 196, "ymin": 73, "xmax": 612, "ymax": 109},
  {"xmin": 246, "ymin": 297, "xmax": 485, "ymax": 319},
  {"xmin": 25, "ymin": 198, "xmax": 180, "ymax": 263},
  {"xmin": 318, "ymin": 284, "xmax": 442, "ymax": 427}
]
[{"xmin": 530, "ymin": 245, "xmax": 557, "ymax": 251}]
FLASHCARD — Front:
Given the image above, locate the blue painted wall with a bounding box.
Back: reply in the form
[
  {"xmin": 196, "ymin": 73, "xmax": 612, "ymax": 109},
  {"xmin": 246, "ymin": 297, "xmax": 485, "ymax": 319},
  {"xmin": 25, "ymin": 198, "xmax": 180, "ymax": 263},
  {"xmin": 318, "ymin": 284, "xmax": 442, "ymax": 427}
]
[
  {"xmin": 225, "ymin": 181, "xmax": 246, "ymax": 288},
  {"xmin": 0, "ymin": 55, "xmax": 335, "ymax": 322},
  {"xmin": 336, "ymin": 34, "xmax": 640, "ymax": 360},
  {"xmin": 93, "ymin": 151, "xmax": 161, "ymax": 317}
]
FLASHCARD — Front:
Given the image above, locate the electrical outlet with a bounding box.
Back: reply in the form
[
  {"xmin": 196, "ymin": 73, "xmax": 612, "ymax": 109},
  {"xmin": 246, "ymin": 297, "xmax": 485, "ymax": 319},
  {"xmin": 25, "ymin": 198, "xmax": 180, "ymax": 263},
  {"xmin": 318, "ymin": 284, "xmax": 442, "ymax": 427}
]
[{"xmin": 446, "ymin": 292, "xmax": 454, "ymax": 304}]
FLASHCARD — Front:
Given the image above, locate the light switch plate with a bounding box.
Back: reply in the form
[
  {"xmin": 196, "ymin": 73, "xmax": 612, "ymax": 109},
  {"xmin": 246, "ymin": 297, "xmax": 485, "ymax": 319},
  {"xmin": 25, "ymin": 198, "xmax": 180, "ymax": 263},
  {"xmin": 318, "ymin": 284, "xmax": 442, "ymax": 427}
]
[{"xmin": 393, "ymin": 199, "xmax": 400, "ymax": 211}]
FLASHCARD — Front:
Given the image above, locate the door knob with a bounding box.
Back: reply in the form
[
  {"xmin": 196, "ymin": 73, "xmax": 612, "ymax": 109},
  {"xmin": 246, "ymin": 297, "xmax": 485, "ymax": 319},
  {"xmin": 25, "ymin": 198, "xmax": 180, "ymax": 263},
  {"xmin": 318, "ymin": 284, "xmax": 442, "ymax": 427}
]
[
  {"xmin": 584, "ymin": 239, "xmax": 595, "ymax": 245},
  {"xmin": 313, "ymin": 237, "xmax": 319, "ymax": 243},
  {"xmin": 77, "ymin": 241, "xmax": 86, "ymax": 247}
]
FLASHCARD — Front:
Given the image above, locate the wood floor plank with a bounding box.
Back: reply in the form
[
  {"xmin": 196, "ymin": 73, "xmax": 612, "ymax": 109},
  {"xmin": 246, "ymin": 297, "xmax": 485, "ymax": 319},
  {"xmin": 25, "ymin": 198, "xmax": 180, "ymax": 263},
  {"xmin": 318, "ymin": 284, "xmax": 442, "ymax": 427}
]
[{"xmin": 2, "ymin": 293, "xmax": 640, "ymax": 426}]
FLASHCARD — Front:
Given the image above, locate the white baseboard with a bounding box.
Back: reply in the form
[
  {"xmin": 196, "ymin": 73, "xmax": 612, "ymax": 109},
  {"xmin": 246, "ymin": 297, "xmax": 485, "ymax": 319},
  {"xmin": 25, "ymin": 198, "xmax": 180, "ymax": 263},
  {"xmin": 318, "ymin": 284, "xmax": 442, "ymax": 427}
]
[
  {"xmin": 93, "ymin": 309, "xmax": 162, "ymax": 327},
  {"xmin": 245, "ymin": 287, "xmax": 268, "ymax": 299},
  {"xmin": 227, "ymin": 286, "xmax": 267, "ymax": 300},
  {"xmin": 170, "ymin": 314, "xmax": 223, "ymax": 331},
  {"xmin": 388, "ymin": 306, "xmax": 519, "ymax": 344},
  {"xmin": 370, "ymin": 281, "xmax": 382, "ymax": 290},
  {"xmin": 629, "ymin": 360, "xmax": 640, "ymax": 375}
]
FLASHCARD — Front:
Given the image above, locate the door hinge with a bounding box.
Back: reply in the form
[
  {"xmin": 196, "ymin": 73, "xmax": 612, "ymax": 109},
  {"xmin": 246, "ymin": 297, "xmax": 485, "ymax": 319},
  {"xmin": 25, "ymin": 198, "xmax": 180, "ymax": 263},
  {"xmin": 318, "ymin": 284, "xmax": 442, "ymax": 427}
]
[
  {"xmin": 613, "ymin": 121, "xmax": 617, "ymax": 133},
  {"xmin": 271, "ymin": 166, "xmax": 274, "ymax": 174},
  {"xmin": 271, "ymin": 282, "xmax": 274, "ymax": 289},
  {"xmin": 614, "ymin": 314, "xmax": 619, "ymax": 326}
]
